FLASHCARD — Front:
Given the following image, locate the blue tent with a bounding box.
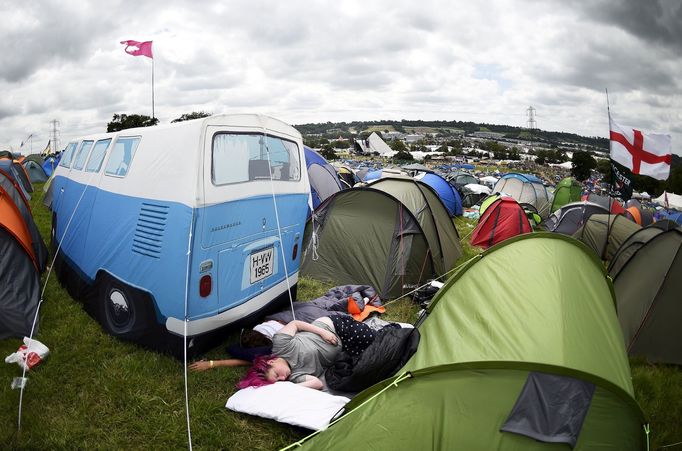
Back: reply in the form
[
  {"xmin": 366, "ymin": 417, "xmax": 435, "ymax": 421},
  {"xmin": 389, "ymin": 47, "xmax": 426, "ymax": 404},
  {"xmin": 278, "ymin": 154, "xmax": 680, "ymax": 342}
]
[
  {"xmin": 658, "ymin": 210, "xmax": 682, "ymax": 225},
  {"xmin": 304, "ymin": 146, "xmax": 343, "ymax": 209},
  {"xmin": 418, "ymin": 172, "xmax": 463, "ymax": 216},
  {"xmin": 42, "ymin": 154, "xmax": 61, "ymax": 177},
  {"xmin": 363, "ymin": 169, "xmax": 383, "ymax": 182}
]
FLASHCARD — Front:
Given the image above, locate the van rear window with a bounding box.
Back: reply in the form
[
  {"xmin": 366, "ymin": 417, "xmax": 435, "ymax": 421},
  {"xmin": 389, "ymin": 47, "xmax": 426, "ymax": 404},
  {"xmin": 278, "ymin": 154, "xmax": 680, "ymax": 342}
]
[
  {"xmin": 212, "ymin": 133, "xmax": 301, "ymax": 185},
  {"xmin": 72, "ymin": 141, "xmax": 94, "ymax": 170},
  {"xmin": 59, "ymin": 142, "xmax": 78, "ymax": 168},
  {"xmin": 105, "ymin": 137, "xmax": 141, "ymax": 177}
]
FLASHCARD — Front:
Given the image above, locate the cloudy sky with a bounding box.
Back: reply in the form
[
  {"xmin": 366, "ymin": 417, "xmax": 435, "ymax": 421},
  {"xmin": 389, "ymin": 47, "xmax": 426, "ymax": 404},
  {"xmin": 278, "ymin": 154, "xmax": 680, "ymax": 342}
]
[{"xmin": 1, "ymin": 0, "xmax": 680, "ymax": 154}]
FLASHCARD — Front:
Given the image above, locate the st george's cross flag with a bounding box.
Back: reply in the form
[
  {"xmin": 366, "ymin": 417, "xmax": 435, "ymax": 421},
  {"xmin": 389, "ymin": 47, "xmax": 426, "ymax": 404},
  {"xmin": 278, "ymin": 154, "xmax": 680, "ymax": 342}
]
[
  {"xmin": 609, "ymin": 117, "xmax": 672, "ymax": 180},
  {"xmin": 120, "ymin": 40, "xmax": 153, "ymax": 58}
]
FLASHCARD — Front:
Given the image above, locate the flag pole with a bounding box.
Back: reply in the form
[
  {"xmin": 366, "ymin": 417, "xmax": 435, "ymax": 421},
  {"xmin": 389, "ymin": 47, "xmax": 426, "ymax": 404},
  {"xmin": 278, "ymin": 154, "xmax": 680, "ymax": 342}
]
[
  {"xmin": 151, "ymin": 57, "xmax": 155, "ymax": 119},
  {"xmin": 604, "ymin": 88, "xmax": 614, "ymax": 261}
]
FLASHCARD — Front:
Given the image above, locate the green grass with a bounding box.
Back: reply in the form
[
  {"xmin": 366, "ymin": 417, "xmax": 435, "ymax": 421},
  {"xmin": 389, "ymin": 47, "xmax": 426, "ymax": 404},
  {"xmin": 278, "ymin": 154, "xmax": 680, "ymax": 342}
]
[{"xmin": 1, "ymin": 186, "xmax": 680, "ymax": 449}]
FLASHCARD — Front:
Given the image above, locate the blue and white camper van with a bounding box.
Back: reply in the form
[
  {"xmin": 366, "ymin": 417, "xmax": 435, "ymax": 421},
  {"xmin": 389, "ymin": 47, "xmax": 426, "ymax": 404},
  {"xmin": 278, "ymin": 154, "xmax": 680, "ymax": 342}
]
[{"xmin": 49, "ymin": 114, "xmax": 311, "ymax": 351}]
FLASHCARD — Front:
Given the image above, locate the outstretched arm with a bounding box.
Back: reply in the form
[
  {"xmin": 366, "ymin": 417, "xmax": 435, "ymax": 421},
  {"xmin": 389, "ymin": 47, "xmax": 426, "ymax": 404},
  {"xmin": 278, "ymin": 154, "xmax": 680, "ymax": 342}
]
[
  {"xmin": 189, "ymin": 359, "xmax": 251, "ymax": 372},
  {"xmin": 278, "ymin": 320, "xmax": 337, "ymax": 345}
]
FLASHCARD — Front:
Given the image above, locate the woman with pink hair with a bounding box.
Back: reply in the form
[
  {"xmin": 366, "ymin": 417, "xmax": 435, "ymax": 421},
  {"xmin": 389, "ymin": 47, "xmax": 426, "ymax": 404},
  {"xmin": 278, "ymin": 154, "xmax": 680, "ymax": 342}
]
[{"xmin": 238, "ymin": 315, "xmax": 376, "ymax": 390}]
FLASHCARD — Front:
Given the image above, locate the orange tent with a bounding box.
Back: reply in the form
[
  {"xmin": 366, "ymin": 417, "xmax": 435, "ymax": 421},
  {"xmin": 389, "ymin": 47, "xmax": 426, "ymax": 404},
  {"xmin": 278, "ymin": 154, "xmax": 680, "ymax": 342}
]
[{"xmin": 0, "ymin": 186, "xmax": 38, "ymax": 271}]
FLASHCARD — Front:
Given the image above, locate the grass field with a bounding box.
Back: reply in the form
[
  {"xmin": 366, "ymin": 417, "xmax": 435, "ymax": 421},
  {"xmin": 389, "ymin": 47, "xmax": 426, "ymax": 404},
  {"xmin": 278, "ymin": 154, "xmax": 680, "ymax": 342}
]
[{"xmin": 1, "ymin": 185, "xmax": 680, "ymax": 450}]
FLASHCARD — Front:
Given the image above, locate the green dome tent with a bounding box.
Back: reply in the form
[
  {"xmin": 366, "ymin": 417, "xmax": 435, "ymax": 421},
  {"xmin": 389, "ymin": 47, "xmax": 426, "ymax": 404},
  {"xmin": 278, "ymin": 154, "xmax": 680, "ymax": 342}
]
[
  {"xmin": 290, "ymin": 234, "xmax": 646, "ymax": 450},
  {"xmin": 573, "ymin": 214, "xmax": 641, "ymax": 261},
  {"xmin": 608, "ymin": 221, "xmax": 682, "ymax": 364},
  {"xmin": 301, "ymin": 188, "xmax": 439, "ymax": 299},
  {"xmin": 550, "ymin": 177, "xmax": 582, "ymax": 213},
  {"xmin": 367, "ymin": 177, "xmax": 462, "ymax": 275}
]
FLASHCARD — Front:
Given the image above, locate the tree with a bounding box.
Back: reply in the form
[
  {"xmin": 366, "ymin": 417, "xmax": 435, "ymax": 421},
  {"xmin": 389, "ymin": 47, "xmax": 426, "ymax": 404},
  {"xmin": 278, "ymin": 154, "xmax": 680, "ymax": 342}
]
[
  {"xmin": 390, "ymin": 139, "xmax": 408, "ymax": 152},
  {"xmin": 171, "ymin": 111, "xmax": 211, "ymax": 123},
  {"xmin": 596, "ymin": 159, "xmax": 611, "ymax": 178},
  {"xmin": 571, "ymin": 151, "xmax": 597, "ymax": 181},
  {"xmin": 331, "ymin": 140, "xmax": 350, "ymax": 149},
  {"xmin": 394, "ymin": 150, "xmax": 414, "ymax": 161},
  {"xmin": 320, "ymin": 147, "xmax": 337, "ymax": 161},
  {"xmin": 107, "ymin": 114, "xmax": 158, "ymax": 132}
]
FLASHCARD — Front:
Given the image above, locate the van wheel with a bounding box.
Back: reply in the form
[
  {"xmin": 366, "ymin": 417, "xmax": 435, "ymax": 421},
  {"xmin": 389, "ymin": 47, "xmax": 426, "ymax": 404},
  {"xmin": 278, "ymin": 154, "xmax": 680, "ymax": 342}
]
[{"xmin": 98, "ymin": 275, "xmax": 154, "ymax": 338}]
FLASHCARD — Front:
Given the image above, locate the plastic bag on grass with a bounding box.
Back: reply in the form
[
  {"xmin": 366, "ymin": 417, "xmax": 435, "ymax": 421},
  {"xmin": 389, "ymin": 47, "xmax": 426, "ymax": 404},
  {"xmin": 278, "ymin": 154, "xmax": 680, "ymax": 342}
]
[{"xmin": 5, "ymin": 337, "xmax": 50, "ymax": 371}]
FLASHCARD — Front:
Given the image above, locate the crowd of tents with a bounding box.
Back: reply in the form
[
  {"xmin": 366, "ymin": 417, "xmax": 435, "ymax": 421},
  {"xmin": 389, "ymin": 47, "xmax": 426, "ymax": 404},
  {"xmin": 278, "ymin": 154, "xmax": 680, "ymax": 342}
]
[
  {"xmin": 298, "ymin": 148, "xmax": 680, "ymax": 448},
  {"xmin": 2, "ymin": 145, "xmax": 680, "ymax": 448}
]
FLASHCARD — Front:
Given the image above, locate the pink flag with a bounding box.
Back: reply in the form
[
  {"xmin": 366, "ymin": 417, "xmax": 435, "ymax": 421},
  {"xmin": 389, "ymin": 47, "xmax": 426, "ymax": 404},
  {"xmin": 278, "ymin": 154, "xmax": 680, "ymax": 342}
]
[
  {"xmin": 609, "ymin": 117, "xmax": 672, "ymax": 181},
  {"xmin": 120, "ymin": 40, "xmax": 153, "ymax": 58}
]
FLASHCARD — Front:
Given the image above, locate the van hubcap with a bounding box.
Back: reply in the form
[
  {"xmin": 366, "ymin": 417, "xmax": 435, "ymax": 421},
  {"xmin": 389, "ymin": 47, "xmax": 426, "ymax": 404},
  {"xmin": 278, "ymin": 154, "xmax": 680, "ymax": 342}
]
[{"xmin": 107, "ymin": 289, "xmax": 133, "ymax": 329}]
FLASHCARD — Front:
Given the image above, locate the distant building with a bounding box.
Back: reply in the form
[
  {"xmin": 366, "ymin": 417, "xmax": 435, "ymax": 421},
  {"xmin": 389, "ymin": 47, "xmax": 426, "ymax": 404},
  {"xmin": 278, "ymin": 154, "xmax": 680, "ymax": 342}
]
[
  {"xmin": 404, "ymin": 134, "xmax": 424, "ymax": 143},
  {"xmin": 383, "ymin": 131, "xmax": 404, "ymax": 141}
]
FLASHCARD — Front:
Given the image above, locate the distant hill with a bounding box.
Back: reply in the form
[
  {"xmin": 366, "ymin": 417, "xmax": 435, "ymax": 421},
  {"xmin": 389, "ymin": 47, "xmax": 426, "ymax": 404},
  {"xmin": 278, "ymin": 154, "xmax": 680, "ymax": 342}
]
[{"xmin": 294, "ymin": 119, "xmax": 609, "ymax": 153}]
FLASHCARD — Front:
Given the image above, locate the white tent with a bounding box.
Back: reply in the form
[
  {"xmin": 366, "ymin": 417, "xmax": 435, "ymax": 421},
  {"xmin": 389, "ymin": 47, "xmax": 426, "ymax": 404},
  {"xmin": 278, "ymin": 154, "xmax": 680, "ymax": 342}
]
[
  {"xmin": 463, "ymin": 183, "xmax": 492, "ymax": 195},
  {"xmin": 479, "ymin": 175, "xmax": 498, "ymax": 187},
  {"xmin": 654, "ymin": 191, "xmax": 682, "ymax": 210},
  {"xmin": 356, "ymin": 132, "xmax": 394, "ymax": 156}
]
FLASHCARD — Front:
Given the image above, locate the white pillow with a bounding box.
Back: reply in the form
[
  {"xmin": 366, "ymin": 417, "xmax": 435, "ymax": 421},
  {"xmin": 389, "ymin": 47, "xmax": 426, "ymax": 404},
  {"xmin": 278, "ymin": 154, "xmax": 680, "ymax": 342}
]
[{"xmin": 226, "ymin": 382, "xmax": 350, "ymax": 431}]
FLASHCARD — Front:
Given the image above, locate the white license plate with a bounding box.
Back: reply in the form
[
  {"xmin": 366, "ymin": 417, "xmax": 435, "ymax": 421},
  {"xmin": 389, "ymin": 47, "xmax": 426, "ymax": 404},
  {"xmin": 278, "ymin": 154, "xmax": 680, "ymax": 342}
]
[{"xmin": 250, "ymin": 247, "xmax": 274, "ymax": 284}]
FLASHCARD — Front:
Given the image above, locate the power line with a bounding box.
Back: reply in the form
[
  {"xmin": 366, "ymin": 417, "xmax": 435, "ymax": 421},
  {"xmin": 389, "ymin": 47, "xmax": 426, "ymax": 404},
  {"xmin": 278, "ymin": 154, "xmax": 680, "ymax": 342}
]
[
  {"xmin": 526, "ymin": 106, "xmax": 537, "ymax": 130},
  {"xmin": 50, "ymin": 119, "xmax": 60, "ymax": 154}
]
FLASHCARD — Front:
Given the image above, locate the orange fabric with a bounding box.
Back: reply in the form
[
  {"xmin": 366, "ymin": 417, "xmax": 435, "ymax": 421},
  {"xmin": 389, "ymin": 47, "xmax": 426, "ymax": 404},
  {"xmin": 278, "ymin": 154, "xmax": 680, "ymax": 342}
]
[
  {"xmin": 352, "ymin": 305, "xmax": 386, "ymax": 321},
  {"xmin": 626, "ymin": 206, "xmax": 642, "ymax": 225},
  {"xmin": 347, "ymin": 297, "xmax": 363, "ymax": 315},
  {"xmin": 0, "ymin": 187, "xmax": 37, "ymax": 270}
]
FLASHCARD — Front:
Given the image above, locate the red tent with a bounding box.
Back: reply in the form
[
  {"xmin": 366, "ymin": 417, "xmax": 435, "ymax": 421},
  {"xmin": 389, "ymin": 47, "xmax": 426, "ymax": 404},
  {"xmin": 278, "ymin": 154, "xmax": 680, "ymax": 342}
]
[{"xmin": 471, "ymin": 197, "xmax": 532, "ymax": 249}]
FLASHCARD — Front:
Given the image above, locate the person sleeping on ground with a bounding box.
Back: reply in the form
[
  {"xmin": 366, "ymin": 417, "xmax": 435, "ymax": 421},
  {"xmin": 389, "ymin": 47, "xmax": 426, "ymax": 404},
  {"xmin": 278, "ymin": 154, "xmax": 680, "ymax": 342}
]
[
  {"xmin": 237, "ymin": 315, "xmax": 377, "ymax": 391},
  {"xmin": 190, "ymin": 285, "xmax": 385, "ymax": 372}
]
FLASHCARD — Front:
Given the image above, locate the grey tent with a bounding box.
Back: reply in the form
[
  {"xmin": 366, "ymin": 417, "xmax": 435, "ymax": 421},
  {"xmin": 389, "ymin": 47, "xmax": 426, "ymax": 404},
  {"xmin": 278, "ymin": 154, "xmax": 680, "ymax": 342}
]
[
  {"xmin": 22, "ymin": 159, "xmax": 49, "ymax": 183},
  {"xmin": 368, "ymin": 177, "xmax": 462, "ymax": 274},
  {"xmin": 608, "ymin": 221, "xmax": 682, "ymax": 364},
  {"xmin": 541, "ymin": 201, "xmax": 608, "ymax": 235},
  {"xmin": 302, "ymin": 188, "xmax": 438, "ymax": 299},
  {"xmin": 401, "ymin": 163, "xmax": 433, "ymax": 173},
  {"xmin": 447, "ymin": 170, "xmax": 478, "ymax": 191},
  {"xmin": 572, "ymin": 214, "xmax": 641, "ymax": 261}
]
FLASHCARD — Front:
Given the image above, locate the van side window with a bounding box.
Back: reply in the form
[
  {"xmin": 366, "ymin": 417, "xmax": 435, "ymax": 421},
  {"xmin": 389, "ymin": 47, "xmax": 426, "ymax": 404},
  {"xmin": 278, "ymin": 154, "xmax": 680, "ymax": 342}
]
[
  {"xmin": 212, "ymin": 133, "xmax": 301, "ymax": 185},
  {"xmin": 72, "ymin": 141, "xmax": 94, "ymax": 171},
  {"xmin": 105, "ymin": 137, "xmax": 141, "ymax": 177},
  {"xmin": 58, "ymin": 142, "xmax": 78, "ymax": 168},
  {"xmin": 85, "ymin": 139, "xmax": 112, "ymax": 173}
]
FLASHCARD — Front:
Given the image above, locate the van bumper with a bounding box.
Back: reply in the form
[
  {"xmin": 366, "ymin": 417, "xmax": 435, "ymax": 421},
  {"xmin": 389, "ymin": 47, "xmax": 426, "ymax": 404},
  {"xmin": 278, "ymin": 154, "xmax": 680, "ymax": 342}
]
[{"xmin": 165, "ymin": 274, "xmax": 298, "ymax": 336}]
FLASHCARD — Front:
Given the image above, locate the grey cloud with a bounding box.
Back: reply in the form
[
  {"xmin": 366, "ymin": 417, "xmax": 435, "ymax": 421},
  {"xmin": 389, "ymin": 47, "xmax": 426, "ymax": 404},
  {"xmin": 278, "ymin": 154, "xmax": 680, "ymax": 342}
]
[
  {"xmin": 0, "ymin": 103, "xmax": 21, "ymax": 121},
  {"xmin": 537, "ymin": 37, "xmax": 678, "ymax": 96},
  {"xmin": 0, "ymin": 2, "xmax": 116, "ymax": 82},
  {"xmin": 575, "ymin": 0, "xmax": 682, "ymax": 52}
]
